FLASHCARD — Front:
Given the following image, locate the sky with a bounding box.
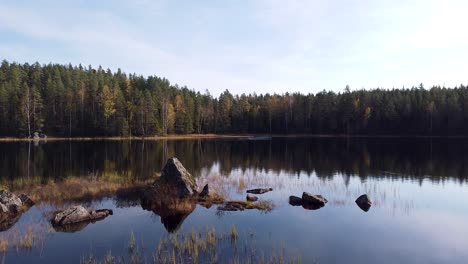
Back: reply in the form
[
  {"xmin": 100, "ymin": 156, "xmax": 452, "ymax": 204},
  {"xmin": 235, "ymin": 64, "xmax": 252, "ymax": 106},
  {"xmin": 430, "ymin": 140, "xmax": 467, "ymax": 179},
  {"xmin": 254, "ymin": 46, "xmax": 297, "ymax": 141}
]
[{"xmin": 0, "ymin": 0, "xmax": 467, "ymax": 96}]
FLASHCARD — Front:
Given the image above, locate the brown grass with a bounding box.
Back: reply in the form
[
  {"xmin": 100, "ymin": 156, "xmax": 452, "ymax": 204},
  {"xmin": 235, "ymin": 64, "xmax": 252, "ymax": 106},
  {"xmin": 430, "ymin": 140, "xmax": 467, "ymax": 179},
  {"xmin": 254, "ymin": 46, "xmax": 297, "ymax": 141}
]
[
  {"xmin": 81, "ymin": 226, "xmax": 300, "ymax": 264},
  {"xmin": 12, "ymin": 176, "xmax": 151, "ymax": 205},
  {"xmin": 0, "ymin": 237, "xmax": 8, "ymax": 254}
]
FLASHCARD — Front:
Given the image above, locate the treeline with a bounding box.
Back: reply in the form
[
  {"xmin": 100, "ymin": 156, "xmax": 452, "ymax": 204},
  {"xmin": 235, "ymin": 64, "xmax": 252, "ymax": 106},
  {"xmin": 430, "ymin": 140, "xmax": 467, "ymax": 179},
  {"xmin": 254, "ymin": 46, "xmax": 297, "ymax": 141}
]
[{"xmin": 0, "ymin": 60, "xmax": 467, "ymax": 137}]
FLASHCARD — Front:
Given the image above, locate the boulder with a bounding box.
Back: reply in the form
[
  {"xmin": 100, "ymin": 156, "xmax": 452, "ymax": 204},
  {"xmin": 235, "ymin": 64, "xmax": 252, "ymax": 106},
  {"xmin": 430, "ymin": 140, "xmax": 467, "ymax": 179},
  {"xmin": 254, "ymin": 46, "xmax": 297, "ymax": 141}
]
[
  {"xmin": 153, "ymin": 157, "xmax": 197, "ymax": 198},
  {"xmin": 355, "ymin": 194, "xmax": 372, "ymax": 212},
  {"xmin": 302, "ymin": 192, "xmax": 328, "ymax": 207},
  {"xmin": 199, "ymin": 184, "xmax": 211, "ymax": 197},
  {"xmin": 246, "ymin": 194, "xmax": 258, "ymax": 202},
  {"xmin": 0, "ymin": 190, "xmax": 34, "ymax": 231},
  {"xmin": 288, "ymin": 196, "xmax": 302, "ymax": 206},
  {"xmin": 246, "ymin": 188, "xmax": 273, "ymax": 194},
  {"xmin": 52, "ymin": 206, "xmax": 113, "ymax": 227},
  {"xmin": 19, "ymin": 194, "xmax": 35, "ymax": 207},
  {"xmin": 0, "ymin": 190, "xmax": 23, "ymax": 214}
]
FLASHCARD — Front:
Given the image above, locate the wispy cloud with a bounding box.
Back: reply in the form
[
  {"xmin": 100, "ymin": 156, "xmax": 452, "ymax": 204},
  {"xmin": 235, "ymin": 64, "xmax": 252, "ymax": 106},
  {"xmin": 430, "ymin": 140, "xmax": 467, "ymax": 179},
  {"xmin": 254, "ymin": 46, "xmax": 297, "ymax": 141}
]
[{"xmin": 0, "ymin": 0, "xmax": 467, "ymax": 96}]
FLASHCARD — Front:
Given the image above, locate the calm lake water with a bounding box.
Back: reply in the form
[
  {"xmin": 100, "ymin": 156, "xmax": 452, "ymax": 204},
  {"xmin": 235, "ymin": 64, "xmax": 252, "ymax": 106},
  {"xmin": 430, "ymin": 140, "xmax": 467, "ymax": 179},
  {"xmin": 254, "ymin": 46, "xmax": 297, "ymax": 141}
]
[{"xmin": 1, "ymin": 137, "xmax": 468, "ymax": 263}]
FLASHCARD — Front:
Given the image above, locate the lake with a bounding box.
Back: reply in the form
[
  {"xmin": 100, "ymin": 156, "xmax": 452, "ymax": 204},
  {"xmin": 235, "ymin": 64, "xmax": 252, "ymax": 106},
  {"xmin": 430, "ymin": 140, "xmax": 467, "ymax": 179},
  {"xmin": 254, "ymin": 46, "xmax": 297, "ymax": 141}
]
[{"xmin": 1, "ymin": 137, "xmax": 468, "ymax": 263}]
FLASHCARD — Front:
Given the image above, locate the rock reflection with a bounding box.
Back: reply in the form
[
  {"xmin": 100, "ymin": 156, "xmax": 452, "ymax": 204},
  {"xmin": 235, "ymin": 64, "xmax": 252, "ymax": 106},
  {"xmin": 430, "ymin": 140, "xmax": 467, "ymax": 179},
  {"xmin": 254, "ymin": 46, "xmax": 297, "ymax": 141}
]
[{"xmin": 141, "ymin": 196, "xmax": 196, "ymax": 233}]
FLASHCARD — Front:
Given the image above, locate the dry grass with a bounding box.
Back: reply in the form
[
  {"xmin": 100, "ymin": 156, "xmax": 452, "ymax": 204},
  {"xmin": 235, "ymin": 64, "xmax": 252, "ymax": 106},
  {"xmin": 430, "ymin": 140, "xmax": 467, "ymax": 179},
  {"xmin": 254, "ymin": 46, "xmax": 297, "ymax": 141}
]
[
  {"xmin": 128, "ymin": 232, "xmax": 136, "ymax": 253},
  {"xmin": 230, "ymin": 225, "xmax": 238, "ymax": 243},
  {"xmin": 0, "ymin": 237, "xmax": 8, "ymax": 254},
  {"xmin": 81, "ymin": 226, "xmax": 300, "ymax": 264},
  {"xmin": 10, "ymin": 176, "xmax": 151, "ymax": 206},
  {"xmin": 12, "ymin": 227, "xmax": 35, "ymax": 250}
]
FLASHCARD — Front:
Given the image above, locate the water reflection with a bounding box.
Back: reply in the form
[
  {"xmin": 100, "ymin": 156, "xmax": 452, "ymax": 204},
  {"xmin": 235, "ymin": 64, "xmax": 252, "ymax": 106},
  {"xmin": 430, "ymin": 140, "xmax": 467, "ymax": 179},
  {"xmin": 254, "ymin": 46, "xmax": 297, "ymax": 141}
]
[
  {"xmin": 1, "ymin": 138, "xmax": 467, "ymax": 188},
  {"xmin": 0, "ymin": 138, "xmax": 468, "ymax": 263}
]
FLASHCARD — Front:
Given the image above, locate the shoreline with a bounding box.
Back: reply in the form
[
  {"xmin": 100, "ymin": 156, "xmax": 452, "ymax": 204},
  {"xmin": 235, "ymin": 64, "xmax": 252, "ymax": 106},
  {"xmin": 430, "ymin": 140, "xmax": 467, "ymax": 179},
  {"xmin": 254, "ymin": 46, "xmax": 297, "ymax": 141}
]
[{"xmin": 1, "ymin": 133, "xmax": 468, "ymax": 141}]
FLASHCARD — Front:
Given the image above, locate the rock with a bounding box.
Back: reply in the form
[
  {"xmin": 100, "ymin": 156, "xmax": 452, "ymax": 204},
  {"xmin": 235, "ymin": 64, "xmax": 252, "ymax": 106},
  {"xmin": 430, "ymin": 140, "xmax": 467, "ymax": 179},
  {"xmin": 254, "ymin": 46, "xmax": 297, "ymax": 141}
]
[
  {"xmin": 52, "ymin": 206, "xmax": 113, "ymax": 227},
  {"xmin": 355, "ymin": 194, "xmax": 372, "ymax": 212},
  {"xmin": 288, "ymin": 196, "xmax": 302, "ymax": 206},
  {"xmin": 141, "ymin": 158, "xmax": 227, "ymax": 232},
  {"xmin": 19, "ymin": 194, "xmax": 35, "ymax": 207},
  {"xmin": 0, "ymin": 190, "xmax": 24, "ymax": 214},
  {"xmin": 52, "ymin": 208, "xmax": 113, "ymax": 233},
  {"xmin": 0, "ymin": 190, "xmax": 34, "ymax": 231},
  {"xmin": 246, "ymin": 188, "xmax": 273, "ymax": 194},
  {"xmin": 154, "ymin": 157, "xmax": 197, "ymax": 198},
  {"xmin": 199, "ymin": 184, "xmax": 211, "ymax": 197},
  {"xmin": 246, "ymin": 194, "xmax": 258, "ymax": 202},
  {"xmin": 302, "ymin": 192, "xmax": 328, "ymax": 207},
  {"xmin": 217, "ymin": 200, "xmax": 274, "ymax": 212},
  {"xmin": 218, "ymin": 203, "xmax": 245, "ymax": 211}
]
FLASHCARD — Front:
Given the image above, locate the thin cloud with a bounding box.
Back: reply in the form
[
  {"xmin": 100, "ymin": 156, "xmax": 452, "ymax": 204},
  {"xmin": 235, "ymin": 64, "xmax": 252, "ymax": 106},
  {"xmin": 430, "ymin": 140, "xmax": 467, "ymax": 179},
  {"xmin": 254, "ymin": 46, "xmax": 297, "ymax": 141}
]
[{"xmin": 0, "ymin": 0, "xmax": 466, "ymax": 96}]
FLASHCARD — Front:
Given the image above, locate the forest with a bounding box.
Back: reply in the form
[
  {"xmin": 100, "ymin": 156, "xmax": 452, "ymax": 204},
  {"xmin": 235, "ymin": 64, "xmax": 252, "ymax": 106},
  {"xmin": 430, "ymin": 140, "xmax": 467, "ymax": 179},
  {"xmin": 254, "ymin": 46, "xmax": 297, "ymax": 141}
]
[{"xmin": 0, "ymin": 60, "xmax": 467, "ymax": 137}]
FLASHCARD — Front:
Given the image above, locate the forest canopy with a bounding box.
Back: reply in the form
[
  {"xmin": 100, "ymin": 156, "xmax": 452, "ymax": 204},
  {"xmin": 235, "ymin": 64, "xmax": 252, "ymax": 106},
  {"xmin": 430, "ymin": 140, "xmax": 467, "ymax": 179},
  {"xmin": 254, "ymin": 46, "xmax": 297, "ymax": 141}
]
[{"xmin": 0, "ymin": 60, "xmax": 467, "ymax": 137}]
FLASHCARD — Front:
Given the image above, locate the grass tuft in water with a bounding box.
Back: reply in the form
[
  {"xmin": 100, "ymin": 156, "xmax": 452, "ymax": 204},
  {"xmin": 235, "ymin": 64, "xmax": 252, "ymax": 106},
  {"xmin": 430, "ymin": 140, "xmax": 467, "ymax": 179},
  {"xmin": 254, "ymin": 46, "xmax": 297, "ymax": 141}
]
[
  {"xmin": 230, "ymin": 225, "xmax": 238, "ymax": 243},
  {"xmin": 80, "ymin": 226, "xmax": 301, "ymax": 264},
  {"xmin": 128, "ymin": 231, "xmax": 136, "ymax": 253},
  {"xmin": 0, "ymin": 237, "xmax": 8, "ymax": 254}
]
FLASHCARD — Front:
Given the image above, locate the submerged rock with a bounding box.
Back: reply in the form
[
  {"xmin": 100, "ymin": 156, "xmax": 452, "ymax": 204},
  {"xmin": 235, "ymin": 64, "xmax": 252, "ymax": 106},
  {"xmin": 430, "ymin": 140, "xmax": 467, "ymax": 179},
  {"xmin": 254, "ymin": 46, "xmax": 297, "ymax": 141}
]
[
  {"xmin": 246, "ymin": 194, "xmax": 258, "ymax": 202},
  {"xmin": 217, "ymin": 200, "xmax": 274, "ymax": 212},
  {"xmin": 0, "ymin": 190, "xmax": 34, "ymax": 231},
  {"xmin": 52, "ymin": 206, "xmax": 113, "ymax": 228},
  {"xmin": 355, "ymin": 194, "xmax": 372, "ymax": 212},
  {"xmin": 246, "ymin": 188, "xmax": 273, "ymax": 194},
  {"xmin": 288, "ymin": 195, "xmax": 303, "ymax": 206}
]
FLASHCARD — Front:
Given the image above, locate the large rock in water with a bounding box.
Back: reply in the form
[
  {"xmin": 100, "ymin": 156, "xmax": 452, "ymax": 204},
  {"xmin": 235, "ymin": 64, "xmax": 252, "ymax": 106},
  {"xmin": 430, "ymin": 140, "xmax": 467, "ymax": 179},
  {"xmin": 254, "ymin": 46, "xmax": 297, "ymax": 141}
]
[
  {"xmin": 355, "ymin": 194, "xmax": 372, "ymax": 212},
  {"xmin": 52, "ymin": 206, "xmax": 113, "ymax": 228},
  {"xmin": 0, "ymin": 190, "xmax": 35, "ymax": 231},
  {"xmin": 154, "ymin": 157, "xmax": 197, "ymax": 198}
]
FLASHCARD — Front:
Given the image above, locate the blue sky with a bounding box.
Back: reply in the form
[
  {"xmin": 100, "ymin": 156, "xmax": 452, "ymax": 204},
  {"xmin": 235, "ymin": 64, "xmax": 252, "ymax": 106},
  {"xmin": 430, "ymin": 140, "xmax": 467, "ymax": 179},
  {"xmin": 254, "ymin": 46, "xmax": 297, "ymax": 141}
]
[{"xmin": 0, "ymin": 0, "xmax": 467, "ymax": 96}]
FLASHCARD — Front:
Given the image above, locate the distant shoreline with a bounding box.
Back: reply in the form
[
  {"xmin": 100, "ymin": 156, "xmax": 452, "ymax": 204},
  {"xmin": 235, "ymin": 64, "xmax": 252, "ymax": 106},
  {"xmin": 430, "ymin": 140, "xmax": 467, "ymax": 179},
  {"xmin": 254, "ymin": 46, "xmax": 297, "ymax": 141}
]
[{"xmin": 1, "ymin": 134, "xmax": 468, "ymax": 142}]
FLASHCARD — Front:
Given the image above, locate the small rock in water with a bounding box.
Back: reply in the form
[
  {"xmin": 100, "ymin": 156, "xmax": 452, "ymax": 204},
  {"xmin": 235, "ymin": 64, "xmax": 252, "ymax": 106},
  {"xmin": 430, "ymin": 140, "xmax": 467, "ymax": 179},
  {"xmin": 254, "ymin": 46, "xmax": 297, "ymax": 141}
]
[
  {"xmin": 289, "ymin": 195, "xmax": 302, "ymax": 206},
  {"xmin": 355, "ymin": 194, "xmax": 372, "ymax": 212},
  {"xmin": 302, "ymin": 192, "xmax": 328, "ymax": 207},
  {"xmin": 246, "ymin": 188, "xmax": 273, "ymax": 194},
  {"xmin": 52, "ymin": 206, "xmax": 113, "ymax": 226},
  {"xmin": 199, "ymin": 184, "xmax": 211, "ymax": 197},
  {"xmin": 246, "ymin": 194, "xmax": 258, "ymax": 202}
]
